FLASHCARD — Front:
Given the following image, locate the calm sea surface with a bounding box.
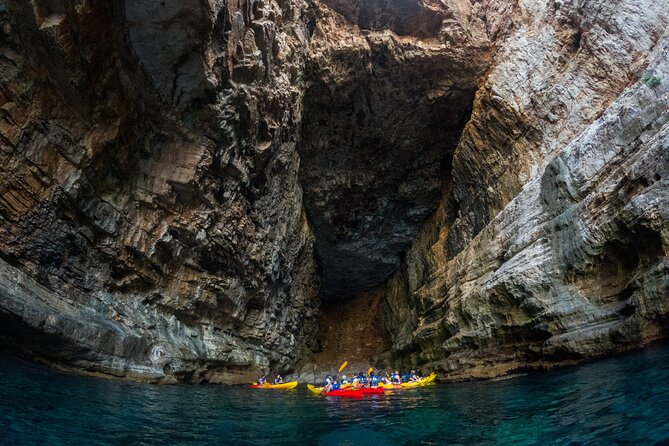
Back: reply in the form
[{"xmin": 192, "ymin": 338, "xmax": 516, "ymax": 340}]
[{"xmin": 2, "ymin": 344, "xmax": 669, "ymax": 445}]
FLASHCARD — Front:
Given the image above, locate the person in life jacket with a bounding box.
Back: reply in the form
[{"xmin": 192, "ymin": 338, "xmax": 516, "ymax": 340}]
[
  {"xmin": 401, "ymin": 371, "xmax": 409, "ymax": 383},
  {"xmin": 392, "ymin": 370, "xmax": 402, "ymax": 384},
  {"xmin": 274, "ymin": 374, "xmax": 283, "ymax": 384},
  {"xmin": 409, "ymin": 370, "xmax": 418, "ymax": 382},
  {"xmin": 332, "ymin": 378, "xmax": 341, "ymax": 390},
  {"xmin": 370, "ymin": 372, "xmax": 379, "ymax": 387},
  {"xmin": 341, "ymin": 374, "xmax": 349, "ymax": 386},
  {"xmin": 351, "ymin": 374, "xmax": 360, "ymax": 387},
  {"xmin": 258, "ymin": 369, "xmax": 267, "ymax": 385},
  {"xmin": 324, "ymin": 375, "xmax": 333, "ymax": 392},
  {"xmin": 383, "ymin": 372, "xmax": 391, "ymax": 384},
  {"xmin": 358, "ymin": 372, "xmax": 367, "ymax": 387}
]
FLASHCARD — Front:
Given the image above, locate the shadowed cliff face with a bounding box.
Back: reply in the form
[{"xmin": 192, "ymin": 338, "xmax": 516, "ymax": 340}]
[
  {"xmin": 0, "ymin": 0, "xmax": 319, "ymax": 383},
  {"xmin": 298, "ymin": 2, "xmax": 490, "ymax": 299},
  {"xmin": 1, "ymin": 0, "xmax": 669, "ymax": 384}
]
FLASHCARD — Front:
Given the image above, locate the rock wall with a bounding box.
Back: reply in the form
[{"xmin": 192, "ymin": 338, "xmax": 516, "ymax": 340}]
[
  {"xmin": 379, "ymin": 0, "xmax": 669, "ymax": 379},
  {"xmin": 0, "ymin": 0, "xmax": 319, "ymax": 383},
  {"xmin": 1, "ymin": 0, "xmax": 668, "ymax": 383},
  {"xmin": 298, "ymin": 0, "xmax": 493, "ymax": 299}
]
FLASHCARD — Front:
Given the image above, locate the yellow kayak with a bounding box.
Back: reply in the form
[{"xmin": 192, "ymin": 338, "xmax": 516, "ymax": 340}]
[
  {"xmin": 307, "ymin": 384, "xmax": 324, "ymax": 395},
  {"xmin": 378, "ymin": 382, "xmax": 402, "ymax": 389},
  {"xmin": 420, "ymin": 372, "xmax": 437, "ymax": 386},
  {"xmin": 400, "ymin": 373, "xmax": 437, "ymax": 388},
  {"xmin": 249, "ymin": 381, "xmax": 298, "ymax": 389}
]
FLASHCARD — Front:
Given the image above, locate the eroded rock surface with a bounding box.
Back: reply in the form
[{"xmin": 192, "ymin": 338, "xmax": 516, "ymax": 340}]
[
  {"xmin": 0, "ymin": 0, "xmax": 319, "ymax": 383},
  {"xmin": 1, "ymin": 0, "xmax": 668, "ymax": 383},
  {"xmin": 298, "ymin": 1, "xmax": 492, "ymax": 299},
  {"xmin": 379, "ymin": 0, "xmax": 669, "ymax": 379}
]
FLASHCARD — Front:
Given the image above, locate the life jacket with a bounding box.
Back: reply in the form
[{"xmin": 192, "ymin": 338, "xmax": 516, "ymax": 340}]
[
  {"xmin": 359, "ymin": 375, "xmax": 367, "ymax": 384},
  {"xmin": 409, "ymin": 373, "xmax": 417, "ymax": 381},
  {"xmin": 332, "ymin": 382, "xmax": 341, "ymax": 390},
  {"xmin": 371, "ymin": 376, "xmax": 379, "ymax": 386}
]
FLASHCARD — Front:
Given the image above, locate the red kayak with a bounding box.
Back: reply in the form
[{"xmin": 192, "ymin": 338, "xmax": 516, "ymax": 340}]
[
  {"xmin": 323, "ymin": 389, "xmax": 363, "ymax": 398},
  {"xmin": 322, "ymin": 387, "xmax": 385, "ymax": 397},
  {"xmin": 361, "ymin": 387, "xmax": 384, "ymax": 395}
]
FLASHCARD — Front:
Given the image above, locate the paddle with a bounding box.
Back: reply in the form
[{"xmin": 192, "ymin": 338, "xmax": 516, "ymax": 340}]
[
  {"xmin": 338, "ymin": 361, "xmax": 348, "ymax": 373},
  {"xmin": 368, "ymin": 367, "xmax": 373, "ymax": 376}
]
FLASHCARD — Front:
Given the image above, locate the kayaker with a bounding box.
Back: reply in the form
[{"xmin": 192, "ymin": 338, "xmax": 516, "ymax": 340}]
[
  {"xmin": 409, "ymin": 370, "xmax": 418, "ymax": 382},
  {"xmin": 383, "ymin": 372, "xmax": 391, "ymax": 384},
  {"xmin": 274, "ymin": 374, "xmax": 283, "ymax": 384},
  {"xmin": 258, "ymin": 369, "xmax": 267, "ymax": 385},
  {"xmin": 401, "ymin": 371, "xmax": 409, "ymax": 383},
  {"xmin": 370, "ymin": 372, "xmax": 379, "ymax": 387},
  {"xmin": 341, "ymin": 374, "xmax": 349, "ymax": 385},
  {"xmin": 392, "ymin": 370, "xmax": 401, "ymax": 384},
  {"xmin": 332, "ymin": 378, "xmax": 341, "ymax": 390},
  {"xmin": 358, "ymin": 372, "xmax": 367, "ymax": 387},
  {"xmin": 324, "ymin": 375, "xmax": 333, "ymax": 392},
  {"xmin": 351, "ymin": 374, "xmax": 360, "ymax": 387}
]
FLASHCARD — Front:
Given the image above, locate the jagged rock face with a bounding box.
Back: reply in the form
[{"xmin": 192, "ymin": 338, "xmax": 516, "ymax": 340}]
[
  {"xmin": 0, "ymin": 0, "xmax": 319, "ymax": 383},
  {"xmin": 298, "ymin": 2, "xmax": 491, "ymax": 299},
  {"xmin": 1, "ymin": 0, "xmax": 668, "ymax": 384},
  {"xmin": 379, "ymin": 0, "xmax": 669, "ymax": 379}
]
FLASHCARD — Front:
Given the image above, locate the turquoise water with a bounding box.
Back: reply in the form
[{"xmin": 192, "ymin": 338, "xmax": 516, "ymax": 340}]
[{"xmin": 2, "ymin": 345, "xmax": 669, "ymax": 445}]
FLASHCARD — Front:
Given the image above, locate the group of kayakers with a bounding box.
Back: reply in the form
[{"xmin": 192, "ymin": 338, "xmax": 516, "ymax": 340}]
[
  {"xmin": 255, "ymin": 368, "xmax": 424, "ymax": 391},
  {"xmin": 257, "ymin": 370, "xmax": 283, "ymax": 385},
  {"xmin": 322, "ymin": 369, "xmax": 423, "ymax": 392}
]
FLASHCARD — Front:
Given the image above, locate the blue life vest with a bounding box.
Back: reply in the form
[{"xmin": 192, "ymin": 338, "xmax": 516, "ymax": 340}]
[
  {"xmin": 332, "ymin": 382, "xmax": 341, "ymax": 390},
  {"xmin": 371, "ymin": 376, "xmax": 379, "ymax": 386},
  {"xmin": 359, "ymin": 376, "xmax": 367, "ymax": 384},
  {"xmin": 401, "ymin": 373, "xmax": 408, "ymax": 382}
]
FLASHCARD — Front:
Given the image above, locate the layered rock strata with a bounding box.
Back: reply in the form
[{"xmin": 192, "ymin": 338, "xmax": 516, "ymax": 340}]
[
  {"xmin": 379, "ymin": 0, "xmax": 669, "ymax": 379},
  {"xmin": 0, "ymin": 0, "xmax": 319, "ymax": 383}
]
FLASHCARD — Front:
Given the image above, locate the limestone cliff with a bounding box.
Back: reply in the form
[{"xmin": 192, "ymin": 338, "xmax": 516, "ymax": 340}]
[
  {"xmin": 0, "ymin": 0, "xmax": 319, "ymax": 383},
  {"xmin": 0, "ymin": 0, "xmax": 667, "ymax": 383},
  {"xmin": 377, "ymin": 0, "xmax": 669, "ymax": 378}
]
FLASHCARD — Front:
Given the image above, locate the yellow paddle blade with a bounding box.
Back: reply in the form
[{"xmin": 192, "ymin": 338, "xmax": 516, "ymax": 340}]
[
  {"xmin": 338, "ymin": 361, "xmax": 348, "ymax": 373},
  {"xmin": 367, "ymin": 367, "xmax": 373, "ymax": 375}
]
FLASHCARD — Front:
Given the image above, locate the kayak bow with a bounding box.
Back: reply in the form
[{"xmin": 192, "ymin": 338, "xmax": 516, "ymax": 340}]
[{"xmin": 307, "ymin": 384, "xmax": 324, "ymax": 395}]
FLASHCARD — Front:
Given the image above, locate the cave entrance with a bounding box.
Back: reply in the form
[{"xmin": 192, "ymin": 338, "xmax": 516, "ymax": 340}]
[
  {"xmin": 298, "ymin": 40, "xmax": 479, "ymax": 303},
  {"xmin": 295, "ymin": 2, "xmax": 487, "ymax": 372}
]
